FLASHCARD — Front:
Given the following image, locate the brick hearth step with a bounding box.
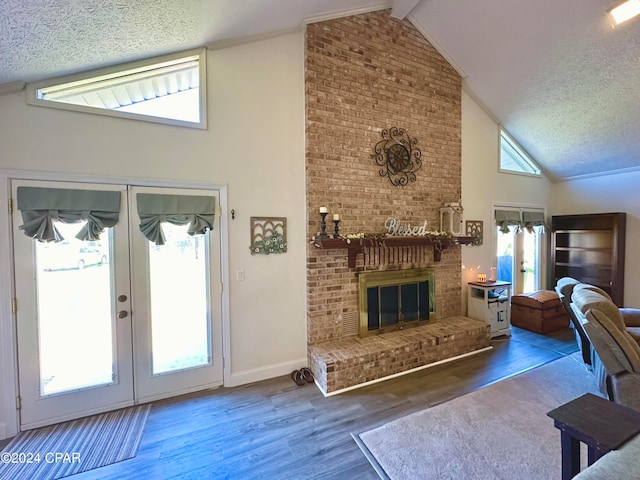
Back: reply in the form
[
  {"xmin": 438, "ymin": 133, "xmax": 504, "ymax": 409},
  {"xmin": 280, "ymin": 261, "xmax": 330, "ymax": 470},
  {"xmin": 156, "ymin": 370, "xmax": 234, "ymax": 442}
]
[{"xmin": 308, "ymin": 316, "xmax": 491, "ymax": 395}]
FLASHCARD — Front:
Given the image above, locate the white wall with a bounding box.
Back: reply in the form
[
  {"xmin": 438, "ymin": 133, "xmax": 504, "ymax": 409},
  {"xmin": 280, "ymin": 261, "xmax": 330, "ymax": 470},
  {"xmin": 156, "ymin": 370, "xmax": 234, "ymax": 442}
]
[
  {"xmin": 462, "ymin": 88, "xmax": 639, "ymax": 312},
  {"xmin": 208, "ymin": 34, "xmax": 307, "ymax": 381},
  {"xmin": 461, "ymin": 89, "xmax": 552, "ymax": 311},
  {"xmin": 550, "ymin": 171, "xmax": 640, "ymax": 308},
  {"xmin": 0, "ymin": 31, "xmax": 307, "ymax": 437}
]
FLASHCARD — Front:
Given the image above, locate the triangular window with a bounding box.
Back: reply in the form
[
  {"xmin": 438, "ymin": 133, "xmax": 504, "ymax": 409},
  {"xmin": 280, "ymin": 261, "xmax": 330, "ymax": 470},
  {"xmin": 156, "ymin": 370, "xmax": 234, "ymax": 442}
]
[
  {"xmin": 499, "ymin": 128, "xmax": 541, "ymax": 176},
  {"xmin": 26, "ymin": 48, "xmax": 206, "ymax": 129}
]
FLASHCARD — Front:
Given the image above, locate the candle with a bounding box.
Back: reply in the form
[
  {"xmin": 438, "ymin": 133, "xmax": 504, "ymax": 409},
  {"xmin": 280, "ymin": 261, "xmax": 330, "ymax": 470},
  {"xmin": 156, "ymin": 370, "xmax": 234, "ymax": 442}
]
[
  {"xmin": 478, "ymin": 273, "xmax": 487, "ymax": 282},
  {"xmin": 489, "ymin": 267, "xmax": 497, "ymax": 282},
  {"xmin": 333, "ymin": 213, "xmax": 340, "ymax": 221},
  {"xmin": 319, "ymin": 207, "xmax": 328, "ymax": 214}
]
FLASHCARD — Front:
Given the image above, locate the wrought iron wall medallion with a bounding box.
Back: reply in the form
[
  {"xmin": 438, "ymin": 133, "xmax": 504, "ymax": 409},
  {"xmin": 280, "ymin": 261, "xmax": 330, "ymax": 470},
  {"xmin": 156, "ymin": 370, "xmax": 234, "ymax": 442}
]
[{"xmin": 373, "ymin": 127, "xmax": 422, "ymax": 187}]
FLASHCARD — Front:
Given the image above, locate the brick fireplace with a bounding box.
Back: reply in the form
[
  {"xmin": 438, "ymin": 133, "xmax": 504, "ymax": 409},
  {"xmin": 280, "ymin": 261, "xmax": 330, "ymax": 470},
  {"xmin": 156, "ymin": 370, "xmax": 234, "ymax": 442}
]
[
  {"xmin": 305, "ymin": 11, "xmax": 490, "ymax": 394},
  {"xmin": 358, "ymin": 267, "xmax": 435, "ymax": 336}
]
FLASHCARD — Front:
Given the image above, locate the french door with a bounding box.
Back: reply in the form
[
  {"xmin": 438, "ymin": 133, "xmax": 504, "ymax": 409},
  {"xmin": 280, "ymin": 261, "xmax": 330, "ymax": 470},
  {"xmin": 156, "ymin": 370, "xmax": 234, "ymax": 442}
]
[
  {"xmin": 496, "ymin": 225, "xmax": 543, "ymax": 294},
  {"xmin": 12, "ymin": 180, "xmax": 223, "ymax": 429}
]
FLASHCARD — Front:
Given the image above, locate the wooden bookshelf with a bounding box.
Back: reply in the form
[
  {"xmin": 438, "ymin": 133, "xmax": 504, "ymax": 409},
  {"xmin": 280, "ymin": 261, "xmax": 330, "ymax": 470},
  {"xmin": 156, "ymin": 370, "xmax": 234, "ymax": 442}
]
[{"xmin": 551, "ymin": 213, "xmax": 626, "ymax": 306}]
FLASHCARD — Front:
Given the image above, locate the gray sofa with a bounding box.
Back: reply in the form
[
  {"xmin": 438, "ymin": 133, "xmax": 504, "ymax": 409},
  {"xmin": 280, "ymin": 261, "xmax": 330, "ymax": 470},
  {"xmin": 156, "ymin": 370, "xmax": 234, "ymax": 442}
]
[
  {"xmin": 573, "ymin": 435, "xmax": 640, "ymax": 479},
  {"xmin": 556, "ymin": 277, "xmax": 591, "ymax": 366},
  {"xmin": 570, "ymin": 282, "xmax": 640, "ymax": 411},
  {"xmin": 556, "ymin": 277, "xmax": 640, "ymax": 366},
  {"xmin": 554, "ymin": 278, "xmax": 640, "ymax": 477}
]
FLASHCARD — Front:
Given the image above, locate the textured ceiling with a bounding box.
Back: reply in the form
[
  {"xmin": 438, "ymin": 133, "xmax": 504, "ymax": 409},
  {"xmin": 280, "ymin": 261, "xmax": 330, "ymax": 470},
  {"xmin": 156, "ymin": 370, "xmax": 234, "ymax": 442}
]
[
  {"xmin": 0, "ymin": 0, "xmax": 638, "ymax": 181},
  {"xmin": 410, "ymin": 0, "xmax": 640, "ymax": 180},
  {"xmin": 0, "ymin": 0, "xmax": 210, "ymax": 84},
  {"xmin": 0, "ymin": 0, "xmax": 390, "ymax": 85}
]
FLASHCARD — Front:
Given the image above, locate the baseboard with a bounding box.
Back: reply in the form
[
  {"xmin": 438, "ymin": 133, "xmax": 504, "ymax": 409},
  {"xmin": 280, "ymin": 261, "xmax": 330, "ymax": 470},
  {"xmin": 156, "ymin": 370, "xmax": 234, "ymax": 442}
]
[{"xmin": 226, "ymin": 357, "xmax": 307, "ymax": 387}]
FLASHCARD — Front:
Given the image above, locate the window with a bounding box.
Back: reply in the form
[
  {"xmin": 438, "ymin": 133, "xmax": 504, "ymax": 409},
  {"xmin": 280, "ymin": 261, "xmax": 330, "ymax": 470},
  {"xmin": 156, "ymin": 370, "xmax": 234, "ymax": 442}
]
[
  {"xmin": 26, "ymin": 48, "xmax": 207, "ymax": 129},
  {"xmin": 499, "ymin": 128, "xmax": 541, "ymax": 176}
]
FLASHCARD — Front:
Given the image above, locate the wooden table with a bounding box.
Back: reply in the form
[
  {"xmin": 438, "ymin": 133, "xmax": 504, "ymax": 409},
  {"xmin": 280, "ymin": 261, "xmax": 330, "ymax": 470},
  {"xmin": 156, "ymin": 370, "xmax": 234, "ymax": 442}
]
[{"xmin": 547, "ymin": 393, "xmax": 640, "ymax": 479}]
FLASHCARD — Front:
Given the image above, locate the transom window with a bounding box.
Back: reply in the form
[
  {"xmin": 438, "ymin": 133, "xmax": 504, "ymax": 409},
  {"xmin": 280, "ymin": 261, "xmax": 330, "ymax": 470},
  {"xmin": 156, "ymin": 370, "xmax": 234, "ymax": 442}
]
[
  {"xmin": 499, "ymin": 128, "xmax": 541, "ymax": 176},
  {"xmin": 26, "ymin": 48, "xmax": 207, "ymax": 129}
]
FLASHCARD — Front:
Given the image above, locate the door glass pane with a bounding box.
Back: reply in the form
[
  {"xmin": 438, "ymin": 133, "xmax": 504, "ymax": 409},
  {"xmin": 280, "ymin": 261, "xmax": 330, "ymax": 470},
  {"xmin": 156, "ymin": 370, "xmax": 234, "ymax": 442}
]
[
  {"xmin": 35, "ymin": 222, "xmax": 114, "ymax": 395},
  {"xmin": 148, "ymin": 223, "xmax": 211, "ymax": 375},
  {"xmin": 496, "ymin": 226, "xmax": 515, "ymax": 283},
  {"xmin": 522, "ymin": 226, "xmax": 541, "ymax": 292}
]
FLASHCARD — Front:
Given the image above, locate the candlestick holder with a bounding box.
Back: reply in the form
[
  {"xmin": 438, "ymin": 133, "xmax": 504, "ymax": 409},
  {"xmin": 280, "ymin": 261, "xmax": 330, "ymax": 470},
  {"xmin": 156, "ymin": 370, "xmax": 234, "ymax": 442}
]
[
  {"xmin": 318, "ymin": 212, "xmax": 329, "ymax": 238},
  {"xmin": 333, "ymin": 219, "xmax": 341, "ymax": 238}
]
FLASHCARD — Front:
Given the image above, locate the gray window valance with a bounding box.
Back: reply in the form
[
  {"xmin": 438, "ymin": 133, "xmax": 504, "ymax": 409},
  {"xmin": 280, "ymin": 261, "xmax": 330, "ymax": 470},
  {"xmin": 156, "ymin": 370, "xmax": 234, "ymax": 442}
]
[
  {"xmin": 495, "ymin": 209, "xmax": 547, "ymax": 234},
  {"xmin": 522, "ymin": 210, "xmax": 546, "ymax": 233},
  {"xmin": 495, "ymin": 209, "xmax": 522, "ymax": 233},
  {"xmin": 137, "ymin": 193, "xmax": 215, "ymax": 245},
  {"xmin": 17, "ymin": 187, "xmax": 121, "ymax": 242}
]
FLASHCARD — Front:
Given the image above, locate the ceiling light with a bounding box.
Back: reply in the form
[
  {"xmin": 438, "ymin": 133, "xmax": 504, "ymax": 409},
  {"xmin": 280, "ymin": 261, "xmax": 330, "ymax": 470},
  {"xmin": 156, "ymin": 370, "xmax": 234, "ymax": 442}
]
[{"xmin": 608, "ymin": 0, "xmax": 640, "ymax": 26}]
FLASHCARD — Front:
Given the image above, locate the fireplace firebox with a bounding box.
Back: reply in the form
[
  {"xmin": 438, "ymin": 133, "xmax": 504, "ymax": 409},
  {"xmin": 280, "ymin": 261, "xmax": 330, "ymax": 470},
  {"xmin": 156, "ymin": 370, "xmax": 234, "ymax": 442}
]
[{"xmin": 358, "ymin": 268, "xmax": 435, "ymax": 336}]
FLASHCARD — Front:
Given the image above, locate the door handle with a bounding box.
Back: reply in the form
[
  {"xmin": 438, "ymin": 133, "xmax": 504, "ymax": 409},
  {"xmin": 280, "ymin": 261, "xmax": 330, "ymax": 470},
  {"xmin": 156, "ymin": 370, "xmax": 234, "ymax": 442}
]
[{"xmin": 118, "ymin": 310, "xmax": 129, "ymax": 319}]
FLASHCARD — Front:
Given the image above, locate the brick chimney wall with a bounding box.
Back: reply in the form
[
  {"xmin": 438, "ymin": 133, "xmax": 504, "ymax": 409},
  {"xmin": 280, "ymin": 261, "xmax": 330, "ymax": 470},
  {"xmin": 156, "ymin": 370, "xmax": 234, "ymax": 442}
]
[{"xmin": 306, "ymin": 10, "xmax": 463, "ymax": 345}]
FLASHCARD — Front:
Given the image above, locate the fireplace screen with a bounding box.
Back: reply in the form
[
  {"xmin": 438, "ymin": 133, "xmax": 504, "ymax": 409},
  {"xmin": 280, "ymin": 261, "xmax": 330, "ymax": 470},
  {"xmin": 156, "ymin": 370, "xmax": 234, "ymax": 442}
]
[{"xmin": 359, "ymin": 268, "xmax": 435, "ymax": 336}]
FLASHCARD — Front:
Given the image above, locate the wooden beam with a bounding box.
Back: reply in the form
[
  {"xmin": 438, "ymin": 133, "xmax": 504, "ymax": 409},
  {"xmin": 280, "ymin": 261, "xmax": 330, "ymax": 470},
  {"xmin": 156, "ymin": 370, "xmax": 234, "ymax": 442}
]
[{"xmin": 391, "ymin": 0, "xmax": 423, "ymax": 19}]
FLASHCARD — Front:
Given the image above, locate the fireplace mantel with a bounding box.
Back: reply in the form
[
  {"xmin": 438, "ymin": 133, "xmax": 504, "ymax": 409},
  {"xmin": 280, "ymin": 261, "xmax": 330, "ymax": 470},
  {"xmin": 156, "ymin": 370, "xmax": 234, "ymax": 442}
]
[{"xmin": 314, "ymin": 235, "xmax": 475, "ymax": 267}]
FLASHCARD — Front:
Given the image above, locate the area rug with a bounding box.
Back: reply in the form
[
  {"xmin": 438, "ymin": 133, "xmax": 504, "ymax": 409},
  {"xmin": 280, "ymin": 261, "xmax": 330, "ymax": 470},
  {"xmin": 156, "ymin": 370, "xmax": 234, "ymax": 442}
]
[
  {"xmin": 0, "ymin": 404, "xmax": 150, "ymax": 480},
  {"xmin": 354, "ymin": 355, "xmax": 600, "ymax": 480}
]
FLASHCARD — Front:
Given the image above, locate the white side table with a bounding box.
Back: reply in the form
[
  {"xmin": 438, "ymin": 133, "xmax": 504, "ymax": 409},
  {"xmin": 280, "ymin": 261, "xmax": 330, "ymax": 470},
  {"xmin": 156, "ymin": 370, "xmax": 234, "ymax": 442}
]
[{"xmin": 467, "ymin": 281, "xmax": 512, "ymax": 338}]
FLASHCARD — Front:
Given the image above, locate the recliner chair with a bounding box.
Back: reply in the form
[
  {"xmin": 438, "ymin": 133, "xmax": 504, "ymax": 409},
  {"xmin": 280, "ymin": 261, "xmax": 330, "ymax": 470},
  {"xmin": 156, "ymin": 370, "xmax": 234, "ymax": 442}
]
[
  {"xmin": 571, "ymin": 285, "xmax": 640, "ymax": 411},
  {"xmin": 555, "ymin": 277, "xmax": 591, "ymax": 366}
]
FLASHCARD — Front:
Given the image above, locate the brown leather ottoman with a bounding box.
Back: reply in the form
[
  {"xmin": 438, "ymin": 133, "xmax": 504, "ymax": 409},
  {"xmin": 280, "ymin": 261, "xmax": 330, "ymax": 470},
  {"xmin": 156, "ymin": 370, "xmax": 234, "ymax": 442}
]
[{"xmin": 511, "ymin": 290, "xmax": 569, "ymax": 334}]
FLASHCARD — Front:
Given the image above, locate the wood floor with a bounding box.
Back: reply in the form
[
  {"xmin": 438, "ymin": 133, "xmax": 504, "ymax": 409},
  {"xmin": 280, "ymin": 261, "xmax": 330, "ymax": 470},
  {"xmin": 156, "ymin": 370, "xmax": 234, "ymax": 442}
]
[{"xmin": 4, "ymin": 326, "xmax": 582, "ymax": 479}]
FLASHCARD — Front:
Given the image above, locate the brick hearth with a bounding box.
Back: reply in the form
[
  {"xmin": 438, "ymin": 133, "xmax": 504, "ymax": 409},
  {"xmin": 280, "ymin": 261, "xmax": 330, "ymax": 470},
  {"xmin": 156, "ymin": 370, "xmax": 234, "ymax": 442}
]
[{"xmin": 309, "ymin": 316, "xmax": 490, "ymax": 394}]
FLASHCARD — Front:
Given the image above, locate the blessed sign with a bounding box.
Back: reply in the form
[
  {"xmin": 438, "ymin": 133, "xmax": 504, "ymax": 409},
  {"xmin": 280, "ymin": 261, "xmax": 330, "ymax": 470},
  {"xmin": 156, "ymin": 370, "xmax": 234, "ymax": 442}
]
[{"xmin": 385, "ymin": 217, "xmax": 428, "ymax": 236}]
